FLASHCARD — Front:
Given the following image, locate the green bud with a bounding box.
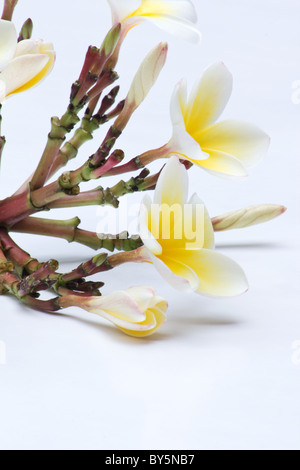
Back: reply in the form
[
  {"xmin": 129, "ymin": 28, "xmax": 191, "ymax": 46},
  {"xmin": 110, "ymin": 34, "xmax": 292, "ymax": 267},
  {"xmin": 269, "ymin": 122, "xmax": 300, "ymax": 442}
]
[
  {"xmin": 18, "ymin": 18, "xmax": 33, "ymax": 42},
  {"xmin": 100, "ymin": 23, "xmax": 121, "ymax": 58}
]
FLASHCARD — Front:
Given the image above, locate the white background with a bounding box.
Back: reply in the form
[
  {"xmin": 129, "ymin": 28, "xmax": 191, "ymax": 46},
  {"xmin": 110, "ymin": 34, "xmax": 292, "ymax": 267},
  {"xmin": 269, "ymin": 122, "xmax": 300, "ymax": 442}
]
[{"xmin": 0, "ymin": 0, "xmax": 299, "ymax": 450}]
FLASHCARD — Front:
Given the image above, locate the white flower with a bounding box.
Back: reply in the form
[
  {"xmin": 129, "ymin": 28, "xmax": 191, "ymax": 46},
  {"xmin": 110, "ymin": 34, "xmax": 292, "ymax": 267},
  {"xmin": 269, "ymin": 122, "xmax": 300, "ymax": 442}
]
[
  {"xmin": 59, "ymin": 286, "xmax": 168, "ymax": 337},
  {"xmin": 0, "ymin": 19, "xmax": 55, "ymax": 102},
  {"xmin": 167, "ymin": 62, "xmax": 270, "ymax": 178},
  {"xmin": 139, "ymin": 156, "xmax": 249, "ymax": 296}
]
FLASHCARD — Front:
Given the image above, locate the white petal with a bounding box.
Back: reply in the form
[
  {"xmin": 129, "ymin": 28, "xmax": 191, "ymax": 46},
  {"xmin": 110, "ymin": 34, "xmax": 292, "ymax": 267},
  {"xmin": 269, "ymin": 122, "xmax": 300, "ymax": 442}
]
[
  {"xmin": 185, "ymin": 62, "xmax": 233, "ymax": 133},
  {"xmin": 178, "ymin": 249, "xmax": 249, "ymax": 297},
  {"xmin": 187, "ymin": 193, "xmax": 215, "ymax": 249},
  {"xmin": 0, "ymin": 79, "xmax": 6, "ymax": 103},
  {"xmin": 147, "ymin": 15, "xmax": 201, "ymax": 43},
  {"xmin": 169, "ymin": 124, "xmax": 208, "ymax": 161},
  {"xmin": 98, "ymin": 308, "xmax": 155, "ymax": 331},
  {"xmin": 14, "ymin": 39, "xmax": 41, "ymax": 57},
  {"xmin": 163, "ymin": 0, "xmax": 198, "ymax": 23},
  {"xmin": 198, "ymin": 119, "xmax": 270, "ymax": 167},
  {"xmin": 148, "ymin": 250, "xmax": 198, "ymax": 293},
  {"xmin": 87, "ymin": 290, "xmax": 146, "ymax": 322},
  {"xmin": 107, "ymin": 0, "xmax": 141, "ymax": 22},
  {"xmin": 0, "ymin": 54, "xmax": 49, "ymax": 96},
  {"xmin": 194, "ymin": 148, "xmax": 248, "ymax": 178},
  {"xmin": 139, "ymin": 195, "xmax": 163, "ymax": 255},
  {"xmin": 170, "ymin": 78, "xmax": 187, "ymax": 128},
  {"xmin": 154, "ymin": 155, "xmax": 188, "ymax": 206},
  {"xmin": 0, "ymin": 20, "xmax": 17, "ymax": 71},
  {"xmin": 126, "ymin": 286, "xmax": 155, "ymax": 311}
]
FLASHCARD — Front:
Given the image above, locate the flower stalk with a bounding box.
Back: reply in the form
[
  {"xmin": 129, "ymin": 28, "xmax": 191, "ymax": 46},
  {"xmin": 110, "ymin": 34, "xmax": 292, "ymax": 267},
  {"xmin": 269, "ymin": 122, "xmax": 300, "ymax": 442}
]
[{"xmin": 1, "ymin": 0, "xmax": 18, "ymax": 21}]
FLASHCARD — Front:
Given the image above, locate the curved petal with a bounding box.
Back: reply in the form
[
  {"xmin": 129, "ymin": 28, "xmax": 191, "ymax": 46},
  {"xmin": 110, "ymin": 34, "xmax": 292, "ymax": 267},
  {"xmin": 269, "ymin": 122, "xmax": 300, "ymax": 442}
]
[
  {"xmin": 139, "ymin": 0, "xmax": 198, "ymax": 22},
  {"xmin": 149, "ymin": 251, "xmax": 199, "ymax": 293},
  {"xmin": 14, "ymin": 39, "xmax": 41, "ymax": 56},
  {"xmin": 185, "ymin": 62, "xmax": 233, "ymax": 134},
  {"xmin": 117, "ymin": 306, "xmax": 167, "ymax": 337},
  {"xmin": 187, "ymin": 193, "xmax": 215, "ymax": 249},
  {"xmin": 126, "ymin": 286, "xmax": 155, "ymax": 311},
  {"xmin": 97, "ymin": 308, "xmax": 153, "ymax": 331},
  {"xmin": 169, "ymin": 124, "xmax": 208, "ymax": 161},
  {"xmin": 0, "ymin": 79, "xmax": 6, "ymax": 103},
  {"xmin": 107, "ymin": 0, "xmax": 141, "ymax": 22},
  {"xmin": 197, "ymin": 119, "xmax": 270, "ymax": 167},
  {"xmin": 0, "ymin": 53, "xmax": 49, "ymax": 96},
  {"xmin": 147, "ymin": 15, "xmax": 201, "ymax": 43},
  {"xmin": 193, "ymin": 148, "xmax": 248, "ymax": 178},
  {"xmin": 9, "ymin": 44, "xmax": 55, "ymax": 96},
  {"xmin": 87, "ymin": 290, "xmax": 146, "ymax": 322},
  {"xmin": 0, "ymin": 20, "xmax": 17, "ymax": 71},
  {"xmin": 170, "ymin": 78, "xmax": 187, "ymax": 128},
  {"xmin": 154, "ymin": 155, "xmax": 188, "ymax": 206},
  {"xmin": 139, "ymin": 195, "xmax": 163, "ymax": 255},
  {"xmin": 179, "ymin": 249, "xmax": 249, "ymax": 297}
]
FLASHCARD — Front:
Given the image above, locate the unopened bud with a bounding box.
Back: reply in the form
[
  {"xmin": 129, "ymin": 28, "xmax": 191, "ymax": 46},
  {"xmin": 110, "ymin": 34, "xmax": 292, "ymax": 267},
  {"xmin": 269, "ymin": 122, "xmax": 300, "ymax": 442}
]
[
  {"xmin": 18, "ymin": 18, "xmax": 33, "ymax": 42},
  {"xmin": 212, "ymin": 204, "xmax": 287, "ymax": 231},
  {"xmin": 115, "ymin": 42, "xmax": 168, "ymax": 131}
]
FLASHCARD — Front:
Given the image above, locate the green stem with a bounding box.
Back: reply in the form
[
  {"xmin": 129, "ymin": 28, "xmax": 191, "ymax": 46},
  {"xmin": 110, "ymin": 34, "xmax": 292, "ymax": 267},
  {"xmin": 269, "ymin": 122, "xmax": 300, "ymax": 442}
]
[
  {"xmin": 61, "ymin": 247, "xmax": 145, "ymax": 283},
  {"xmin": 48, "ymin": 170, "xmax": 151, "ymax": 210},
  {"xmin": 0, "ymin": 228, "xmax": 43, "ymax": 275},
  {"xmin": 11, "ymin": 216, "xmax": 143, "ymax": 251},
  {"xmin": 30, "ymin": 109, "xmax": 81, "ymax": 191},
  {"xmin": 47, "ymin": 86, "xmax": 121, "ymax": 180}
]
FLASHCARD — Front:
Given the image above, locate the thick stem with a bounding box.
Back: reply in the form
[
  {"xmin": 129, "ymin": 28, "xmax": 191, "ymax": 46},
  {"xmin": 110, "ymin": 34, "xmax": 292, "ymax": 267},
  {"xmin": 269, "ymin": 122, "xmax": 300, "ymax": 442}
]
[
  {"xmin": 1, "ymin": 0, "xmax": 18, "ymax": 21},
  {"xmin": 48, "ymin": 186, "xmax": 119, "ymax": 209},
  {"xmin": 30, "ymin": 110, "xmax": 81, "ymax": 191},
  {"xmin": 11, "ymin": 216, "xmax": 143, "ymax": 252},
  {"xmin": 0, "ymin": 189, "xmax": 36, "ymax": 227},
  {"xmin": 0, "ymin": 228, "xmax": 41, "ymax": 275},
  {"xmin": 47, "ymin": 86, "xmax": 121, "ymax": 180},
  {"xmin": 61, "ymin": 247, "xmax": 145, "ymax": 283},
  {"xmin": 21, "ymin": 295, "xmax": 60, "ymax": 312},
  {"xmin": 103, "ymin": 144, "xmax": 169, "ymax": 177}
]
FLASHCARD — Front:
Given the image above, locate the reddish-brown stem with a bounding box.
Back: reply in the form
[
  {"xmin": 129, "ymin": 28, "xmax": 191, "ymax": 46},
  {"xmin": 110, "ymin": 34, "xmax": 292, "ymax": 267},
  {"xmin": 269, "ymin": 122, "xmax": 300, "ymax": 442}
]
[
  {"xmin": 1, "ymin": 0, "xmax": 18, "ymax": 21},
  {"xmin": 0, "ymin": 228, "xmax": 41, "ymax": 274},
  {"xmin": 0, "ymin": 189, "xmax": 35, "ymax": 227}
]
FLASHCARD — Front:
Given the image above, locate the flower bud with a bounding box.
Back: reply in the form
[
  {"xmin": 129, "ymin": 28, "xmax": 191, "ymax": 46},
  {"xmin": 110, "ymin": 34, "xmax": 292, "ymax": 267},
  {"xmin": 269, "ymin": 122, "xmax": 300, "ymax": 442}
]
[{"xmin": 212, "ymin": 204, "xmax": 287, "ymax": 231}]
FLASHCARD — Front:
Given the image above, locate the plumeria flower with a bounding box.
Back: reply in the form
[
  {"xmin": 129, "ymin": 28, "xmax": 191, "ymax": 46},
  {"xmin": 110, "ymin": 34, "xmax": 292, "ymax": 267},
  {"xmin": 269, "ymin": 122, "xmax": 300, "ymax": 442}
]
[
  {"xmin": 0, "ymin": 19, "xmax": 55, "ymax": 103},
  {"xmin": 164, "ymin": 61, "xmax": 270, "ymax": 178},
  {"xmin": 59, "ymin": 286, "xmax": 167, "ymax": 337},
  {"xmin": 138, "ymin": 156, "xmax": 249, "ymax": 296},
  {"xmin": 107, "ymin": 0, "xmax": 201, "ymax": 43}
]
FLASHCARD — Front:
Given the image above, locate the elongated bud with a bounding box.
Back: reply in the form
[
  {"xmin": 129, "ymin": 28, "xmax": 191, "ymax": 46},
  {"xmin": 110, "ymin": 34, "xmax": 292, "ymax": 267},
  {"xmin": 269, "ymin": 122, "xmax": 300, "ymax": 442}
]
[
  {"xmin": 100, "ymin": 23, "xmax": 121, "ymax": 59},
  {"xmin": 212, "ymin": 204, "xmax": 287, "ymax": 231},
  {"xmin": 127, "ymin": 42, "xmax": 168, "ymax": 111},
  {"xmin": 115, "ymin": 42, "xmax": 168, "ymax": 130}
]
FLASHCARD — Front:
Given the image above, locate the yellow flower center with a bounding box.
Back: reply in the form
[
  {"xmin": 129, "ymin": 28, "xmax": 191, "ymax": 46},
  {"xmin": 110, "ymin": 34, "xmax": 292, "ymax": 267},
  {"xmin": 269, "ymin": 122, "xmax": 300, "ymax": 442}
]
[{"xmin": 128, "ymin": 0, "xmax": 172, "ymax": 20}]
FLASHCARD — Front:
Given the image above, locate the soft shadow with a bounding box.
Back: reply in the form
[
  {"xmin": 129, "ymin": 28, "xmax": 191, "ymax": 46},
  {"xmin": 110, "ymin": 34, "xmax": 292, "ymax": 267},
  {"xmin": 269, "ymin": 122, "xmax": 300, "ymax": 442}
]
[
  {"xmin": 216, "ymin": 241, "xmax": 287, "ymax": 250},
  {"xmin": 17, "ymin": 298, "xmax": 242, "ymax": 344}
]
